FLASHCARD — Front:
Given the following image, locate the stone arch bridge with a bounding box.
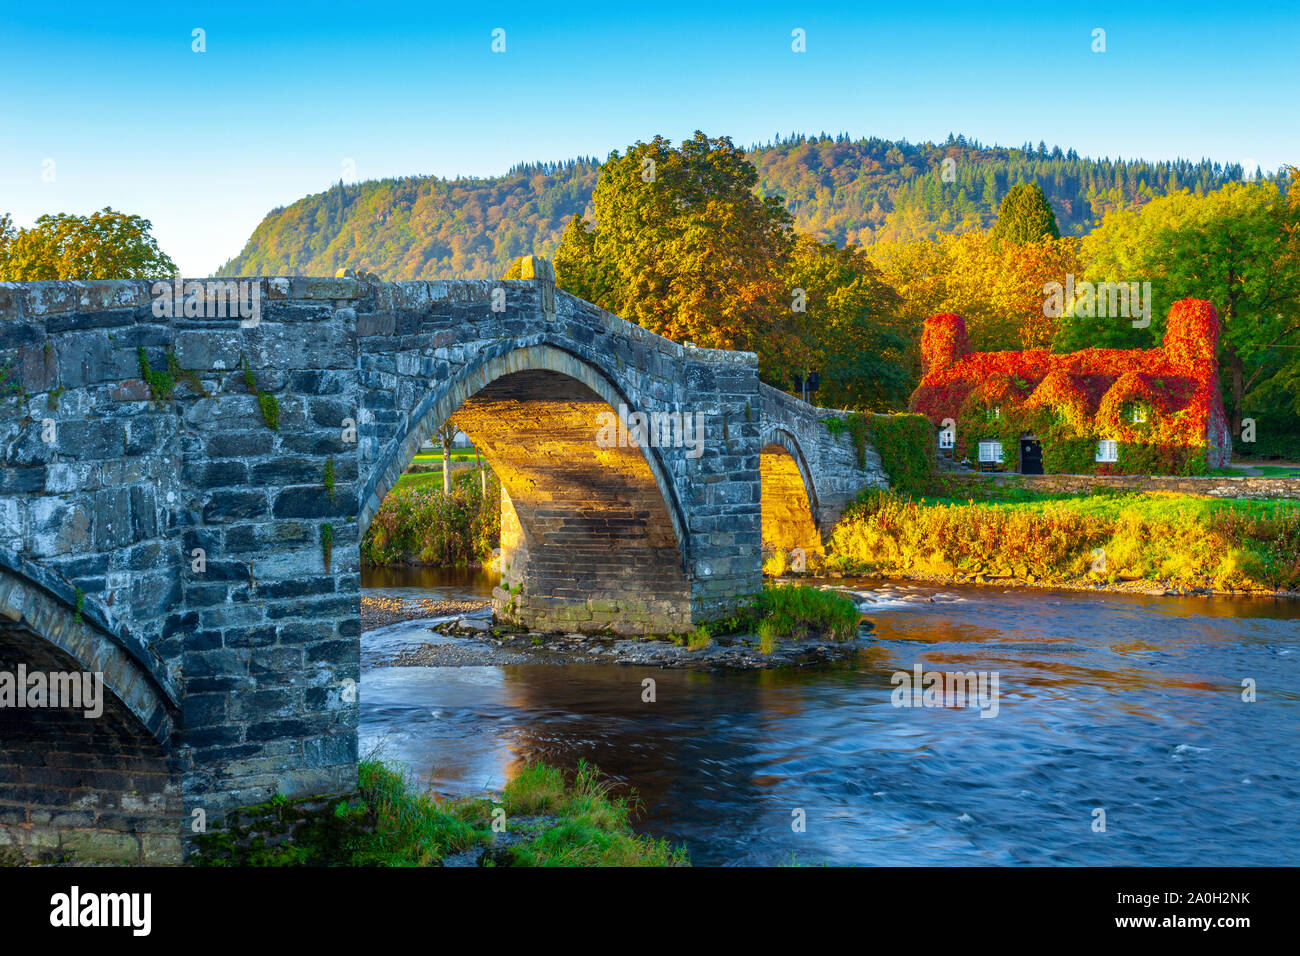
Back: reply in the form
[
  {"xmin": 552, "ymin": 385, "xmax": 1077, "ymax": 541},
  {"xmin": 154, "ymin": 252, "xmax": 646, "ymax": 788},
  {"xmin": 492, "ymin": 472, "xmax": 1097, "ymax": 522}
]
[{"xmin": 0, "ymin": 261, "xmax": 885, "ymax": 861}]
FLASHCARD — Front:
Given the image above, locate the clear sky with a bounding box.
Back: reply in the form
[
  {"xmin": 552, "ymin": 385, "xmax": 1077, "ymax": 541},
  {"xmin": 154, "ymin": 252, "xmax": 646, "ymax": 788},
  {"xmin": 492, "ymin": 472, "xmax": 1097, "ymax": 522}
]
[{"xmin": 2, "ymin": 0, "xmax": 1296, "ymax": 275}]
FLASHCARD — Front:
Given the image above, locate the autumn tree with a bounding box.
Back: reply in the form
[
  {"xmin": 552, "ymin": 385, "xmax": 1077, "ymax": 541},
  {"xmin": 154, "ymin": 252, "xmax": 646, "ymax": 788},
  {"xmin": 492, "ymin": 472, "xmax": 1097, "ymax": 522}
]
[
  {"xmin": 0, "ymin": 207, "xmax": 176, "ymax": 280},
  {"xmin": 554, "ymin": 132, "xmax": 794, "ymax": 354},
  {"xmin": 779, "ymin": 235, "xmax": 911, "ymax": 409},
  {"xmin": 872, "ymin": 230, "xmax": 1081, "ymax": 353}
]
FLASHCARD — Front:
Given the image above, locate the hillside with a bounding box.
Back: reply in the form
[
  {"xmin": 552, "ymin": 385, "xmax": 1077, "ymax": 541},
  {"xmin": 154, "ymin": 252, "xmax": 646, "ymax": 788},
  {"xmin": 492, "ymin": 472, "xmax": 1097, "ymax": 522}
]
[{"xmin": 217, "ymin": 135, "xmax": 1263, "ymax": 280}]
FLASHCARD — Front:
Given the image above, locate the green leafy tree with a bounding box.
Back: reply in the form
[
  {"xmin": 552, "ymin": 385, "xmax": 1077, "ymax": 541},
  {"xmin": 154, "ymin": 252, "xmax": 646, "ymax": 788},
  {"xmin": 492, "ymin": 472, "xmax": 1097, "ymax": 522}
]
[
  {"xmin": 0, "ymin": 207, "xmax": 176, "ymax": 280},
  {"xmin": 1059, "ymin": 180, "xmax": 1300, "ymax": 433},
  {"xmin": 780, "ymin": 235, "xmax": 912, "ymax": 409},
  {"xmin": 553, "ymin": 132, "xmax": 795, "ymax": 354},
  {"xmin": 990, "ymin": 182, "xmax": 1061, "ymax": 244}
]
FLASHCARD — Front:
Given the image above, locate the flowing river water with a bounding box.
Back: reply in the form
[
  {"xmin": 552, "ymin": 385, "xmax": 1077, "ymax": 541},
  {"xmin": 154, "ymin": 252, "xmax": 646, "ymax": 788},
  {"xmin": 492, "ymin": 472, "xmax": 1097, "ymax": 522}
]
[{"xmin": 359, "ymin": 567, "xmax": 1300, "ymax": 866}]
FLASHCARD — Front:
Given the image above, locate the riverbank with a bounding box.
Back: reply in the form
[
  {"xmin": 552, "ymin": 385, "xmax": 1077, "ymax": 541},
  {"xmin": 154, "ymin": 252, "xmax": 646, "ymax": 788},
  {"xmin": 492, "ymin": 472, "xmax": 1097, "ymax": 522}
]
[
  {"xmin": 392, "ymin": 609, "xmax": 878, "ymax": 669},
  {"xmin": 362, "ymin": 468, "xmax": 500, "ymax": 568},
  {"xmin": 360, "ymin": 594, "xmax": 491, "ymax": 631},
  {"xmin": 192, "ymin": 759, "xmax": 686, "ymax": 867},
  {"xmin": 820, "ymin": 567, "xmax": 1300, "ymax": 600}
]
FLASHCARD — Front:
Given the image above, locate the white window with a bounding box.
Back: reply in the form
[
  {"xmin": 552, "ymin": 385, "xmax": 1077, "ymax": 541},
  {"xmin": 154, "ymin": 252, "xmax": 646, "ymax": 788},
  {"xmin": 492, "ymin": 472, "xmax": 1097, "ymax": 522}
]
[
  {"xmin": 1096, "ymin": 440, "xmax": 1119, "ymax": 463},
  {"xmin": 986, "ymin": 406, "xmax": 1001, "ymax": 421},
  {"xmin": 1130, "ymin": 404, "xmax": 1148, "ymax": 424},
  {"xmin": 978, "ymin": 440, "xmax": 1004, "ymax": 463},
  {"xmin": 938, "ymin": 428, "xmax": 955, "ymax": 449}
]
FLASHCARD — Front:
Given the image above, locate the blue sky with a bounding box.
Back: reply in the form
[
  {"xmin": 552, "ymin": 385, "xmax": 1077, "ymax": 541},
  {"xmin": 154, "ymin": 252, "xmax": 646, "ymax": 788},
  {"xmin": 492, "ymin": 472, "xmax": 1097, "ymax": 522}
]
[{"xmin": 2, "ymin": 0, "xmax": 1296, "ymax": 275}]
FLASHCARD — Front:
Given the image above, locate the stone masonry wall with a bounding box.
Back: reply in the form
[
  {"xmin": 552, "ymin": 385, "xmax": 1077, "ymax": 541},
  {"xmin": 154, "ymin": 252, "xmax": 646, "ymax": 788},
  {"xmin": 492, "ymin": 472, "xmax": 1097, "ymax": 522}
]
[{"xmin": 981, "ymin": 473, "xmax": 1300, "ymax": 499}]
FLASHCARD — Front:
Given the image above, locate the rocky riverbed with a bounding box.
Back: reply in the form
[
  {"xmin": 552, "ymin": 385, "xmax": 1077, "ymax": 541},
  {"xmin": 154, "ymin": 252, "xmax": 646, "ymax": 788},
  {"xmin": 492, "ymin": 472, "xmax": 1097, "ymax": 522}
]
[
  {"xmin": 364, "ymin": 599, "xmax": 879, "ymax": 670},
  {"xmin": 360, "ymin": 595, "xmax": 493, "ymax": 631}
]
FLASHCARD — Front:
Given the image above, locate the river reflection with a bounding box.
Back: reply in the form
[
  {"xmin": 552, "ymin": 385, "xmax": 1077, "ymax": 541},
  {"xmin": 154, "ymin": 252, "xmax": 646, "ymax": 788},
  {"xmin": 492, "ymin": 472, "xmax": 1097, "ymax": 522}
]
[{"xmin": 360, "ymin": 569, "xmax": 1300, "ymax": 866}]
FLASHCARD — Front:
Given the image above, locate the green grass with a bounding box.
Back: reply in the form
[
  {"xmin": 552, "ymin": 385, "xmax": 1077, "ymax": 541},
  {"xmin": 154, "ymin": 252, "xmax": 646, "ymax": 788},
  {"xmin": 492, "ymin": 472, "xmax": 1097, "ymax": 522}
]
[
  {"xmin": 686, "ymin": 625, "xmax": 712, "ymax": 651},
  {"xmin": 924, "ymin": 490, "xmax": 1300, "ymax": 521},
  {"xmin": 701, "ymin": 585, "xmax": 862, "ymax": 644},
  {"xmin": 500, "ymin": 763, "xmax": 687, "ymax": 866},
  {"xmin": 412, "ymin": 449, "xmax": 480, "ymax": 462},
  {"xmin": 392, "ymin": 470, "xmax": 457, "ymax": 491},
  {"xmin": 1241, "ymin": 465, "xmax": 1300, "ymax": 477},
  {"xmin": 194, "ymin": 759, "xmax": 686, "ymax": 867},
  {"xmin": 753, "ymin": 584, "xmax": 861, "ymax": 642}
]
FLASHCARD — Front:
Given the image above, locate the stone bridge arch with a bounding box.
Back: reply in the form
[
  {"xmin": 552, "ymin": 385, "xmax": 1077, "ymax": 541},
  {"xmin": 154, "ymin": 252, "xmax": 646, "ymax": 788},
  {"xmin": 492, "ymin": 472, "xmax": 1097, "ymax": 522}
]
[
  {"xmin": 0, "ymin": 553, "xmax": 179, "ymax": 741},
  {"xmin": 756, "ymin": 383, "xmax": 888, "ymax": 540},
  {"xmin": 359, "ymin": 343, "xmax": 693, "ymax": 634}
]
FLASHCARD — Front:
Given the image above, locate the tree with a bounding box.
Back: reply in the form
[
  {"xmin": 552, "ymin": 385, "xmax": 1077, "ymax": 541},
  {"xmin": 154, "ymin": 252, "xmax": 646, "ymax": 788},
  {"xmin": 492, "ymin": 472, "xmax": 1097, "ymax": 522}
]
[
  {"xmin": 991, "ymin": 182, "xmax": 1061, "ymax": 244},
  {"xmin": 779, "ymin": 235, "xmax": 911, "ymax": 409},
  {"xmin": 554, "ymin": 132, "xmax": 795, "ymax": 355},
  {"xmin": 1060, "ymin": 181, "xmax": 1300, "ymax": 433},
  {"xmin": 0, "ymin": 207, "xmax": 177, "ymax": 280},
  {"xmin": 436, "ymin": 422, "xmax": 458, "ymax": 495},
  {"xmin": 871, "ymin": 230, "xmax": 1082, "ymax": 354}
]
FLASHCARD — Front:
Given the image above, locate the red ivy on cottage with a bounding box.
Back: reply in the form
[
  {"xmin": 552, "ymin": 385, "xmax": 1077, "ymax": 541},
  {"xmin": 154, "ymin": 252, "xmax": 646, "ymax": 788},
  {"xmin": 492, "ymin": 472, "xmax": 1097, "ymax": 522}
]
[{"xmin": 909, "ymin": 298, "xmax": 1231, "ymax": 474}]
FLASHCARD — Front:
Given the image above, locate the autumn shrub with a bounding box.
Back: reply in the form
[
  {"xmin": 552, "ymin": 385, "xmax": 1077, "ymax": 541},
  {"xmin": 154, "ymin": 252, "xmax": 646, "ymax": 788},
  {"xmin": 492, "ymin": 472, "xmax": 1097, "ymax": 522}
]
[{"xmin": 828, "ymin": 488, "xmax": 1300, "ymax": 591}]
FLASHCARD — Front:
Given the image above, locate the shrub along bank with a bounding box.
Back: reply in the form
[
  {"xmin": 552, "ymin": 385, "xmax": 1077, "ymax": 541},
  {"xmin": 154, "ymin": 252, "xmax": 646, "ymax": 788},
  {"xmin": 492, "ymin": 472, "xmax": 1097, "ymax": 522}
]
[
  {"xmin": 823, "ymin": 411, "xmax": 933, "ymax": 496},
  {"xmin": 362, "ymin": 468, "xmax": 500, "ymax": 567},
  {"xmin": 826, "ymin": 487, "xmax": 1300, "ymax": 593}
]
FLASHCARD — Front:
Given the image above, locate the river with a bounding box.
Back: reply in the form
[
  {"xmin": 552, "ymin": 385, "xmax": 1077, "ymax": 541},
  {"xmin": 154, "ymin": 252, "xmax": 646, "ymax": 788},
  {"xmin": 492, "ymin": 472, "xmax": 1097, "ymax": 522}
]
[{"xmin": 359, "ymin": 566, "xmax": 1300, "ymax": 866}]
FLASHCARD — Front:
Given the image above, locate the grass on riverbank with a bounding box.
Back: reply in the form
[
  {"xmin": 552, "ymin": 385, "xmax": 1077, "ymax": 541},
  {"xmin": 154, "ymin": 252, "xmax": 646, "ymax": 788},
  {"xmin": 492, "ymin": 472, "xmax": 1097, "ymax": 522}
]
[
  {"xmin": 193, "ymin": 759, "xmax": 686, "ymax": 867},
  {"xmin": 753, "ymin": 584, "xmax": 860, "ymax": 641},
  {"xmin": 827, "ymin": 487, "xmax": 1300, "ymax": 592},
  {"xmin": 411, "ymin": 448, "xmax": 481, "ymax": 463}
]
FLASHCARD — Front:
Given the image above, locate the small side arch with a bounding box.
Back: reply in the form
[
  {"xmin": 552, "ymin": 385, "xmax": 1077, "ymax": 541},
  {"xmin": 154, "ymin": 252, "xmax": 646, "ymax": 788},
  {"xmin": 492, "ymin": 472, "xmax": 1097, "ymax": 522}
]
[{"xmin": 759, "ymin": 427, "xmax": 825, "ymax": 559}]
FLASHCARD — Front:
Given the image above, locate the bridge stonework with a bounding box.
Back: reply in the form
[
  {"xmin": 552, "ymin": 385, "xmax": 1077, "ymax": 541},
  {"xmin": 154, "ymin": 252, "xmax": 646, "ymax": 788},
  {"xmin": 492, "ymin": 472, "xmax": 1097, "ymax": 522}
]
[{"xmin": 0, "ymin": 266, "xmax": 885, "ymax": 862}]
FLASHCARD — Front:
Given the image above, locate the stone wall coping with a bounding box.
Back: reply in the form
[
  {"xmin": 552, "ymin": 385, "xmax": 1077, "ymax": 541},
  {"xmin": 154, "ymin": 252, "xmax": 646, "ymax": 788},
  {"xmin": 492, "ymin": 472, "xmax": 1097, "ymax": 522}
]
[
  {"xmin": 1, "ymin": 278, "xmax": 761, "ymax": 373},
  {"xmin": 985, "ymin": 473, "xmax": 1299, "ymax": 483}
]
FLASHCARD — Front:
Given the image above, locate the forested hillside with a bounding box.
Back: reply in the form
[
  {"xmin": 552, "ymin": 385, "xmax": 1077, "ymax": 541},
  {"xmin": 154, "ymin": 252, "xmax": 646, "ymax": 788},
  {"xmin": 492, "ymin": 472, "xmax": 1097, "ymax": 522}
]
[
  {"xmin": 219, "ymin": 159, "xmax": 599, "ymax": 280},
  {"xmin": 218, "ymin": 134, "xmax": 1269, "ymax": 280}
]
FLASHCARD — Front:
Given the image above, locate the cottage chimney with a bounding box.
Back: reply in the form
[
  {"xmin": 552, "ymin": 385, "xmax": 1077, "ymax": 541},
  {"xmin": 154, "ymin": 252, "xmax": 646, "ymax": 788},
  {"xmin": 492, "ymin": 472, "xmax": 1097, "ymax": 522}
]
[{"xmin": 921, "ymin": 313, "xmax": 970, "ymax": 375}]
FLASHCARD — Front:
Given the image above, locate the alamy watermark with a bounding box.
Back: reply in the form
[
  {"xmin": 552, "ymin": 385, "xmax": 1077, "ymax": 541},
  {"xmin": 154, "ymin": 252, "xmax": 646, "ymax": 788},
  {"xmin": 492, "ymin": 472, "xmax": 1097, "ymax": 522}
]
[
  {"xmin": 0, "ymin": 665, "xmax": 104, "ymax": 718},
  {"xmin": 596, "ymin": 403, "xmax": 705, "ymax": 459},
  {"xmin": 151, "ymin": 278, "xmax": 261, "ymax": 326},
  {"xmin": 891, "ymin": 664, "xmax": 1000, "ymax": 718},
  {"xmin": 1043, "ymin": 274, "xmax": 1151, "ymax": 328},
  {"xmin": 50, "ymin": 886, "xmax": 150, "ymax": 936}
]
